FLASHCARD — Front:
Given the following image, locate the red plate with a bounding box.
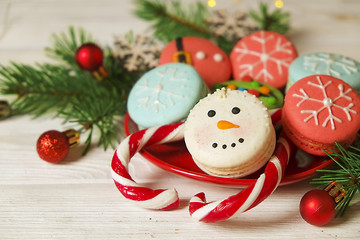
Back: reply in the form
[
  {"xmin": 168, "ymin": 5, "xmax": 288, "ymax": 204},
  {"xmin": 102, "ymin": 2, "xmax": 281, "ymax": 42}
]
[{"xmin": 124, "ymin": 113, "xmax": 333, "ymax": 188}]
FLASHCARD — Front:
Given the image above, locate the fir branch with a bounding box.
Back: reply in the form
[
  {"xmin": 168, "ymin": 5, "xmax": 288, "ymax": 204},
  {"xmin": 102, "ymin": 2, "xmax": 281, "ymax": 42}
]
[
  {"xmin": 102, "ymin": 48, "xmax": 140, "ymax": 105},
  {"xmin": 45, "ymin": 26, "xmax": 94, "ymax": 66},
  {"xmin": 0, "ymin": 62, "xmax": 124, "ymax": 117},
  {"xmin": 0, "ymin": 27, "xmax": 139, "ymax": 153},
  {"xmin": 134, "ymin": 0, "xmax": 211, "ymax": 42},
  {"xmin": 0, "ymin": 63, "xmax": 81, "ymax": 116},
  {"xmin": 311, "ymin": 142, "xmax": 360, "ymax": 217},
  {"xmin": 60, "ymin": 91, "xmax": 125, "ymax": 154},
  {"xmin": 249, "ymin": 2, "xmax": 290, "ymax": 34}
]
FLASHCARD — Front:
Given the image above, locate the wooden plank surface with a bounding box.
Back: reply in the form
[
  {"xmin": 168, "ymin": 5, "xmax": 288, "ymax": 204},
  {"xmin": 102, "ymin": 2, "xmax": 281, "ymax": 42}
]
[{"xmin": 1, "ymin": 0, "xmax": 360, "ymax": 239}]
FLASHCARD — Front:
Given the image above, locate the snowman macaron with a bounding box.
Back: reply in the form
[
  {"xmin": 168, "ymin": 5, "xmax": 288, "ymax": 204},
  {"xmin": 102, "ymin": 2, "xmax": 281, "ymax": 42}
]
[{"xmin": 184, "ymin": 88, "xmax": 276, "ymax": 178}]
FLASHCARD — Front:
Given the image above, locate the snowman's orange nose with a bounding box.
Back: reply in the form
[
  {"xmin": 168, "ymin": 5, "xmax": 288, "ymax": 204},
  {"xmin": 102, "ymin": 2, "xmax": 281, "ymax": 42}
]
[{"xmin": 217, "ymin": 120, "xmax": 240, "ymax": 130}]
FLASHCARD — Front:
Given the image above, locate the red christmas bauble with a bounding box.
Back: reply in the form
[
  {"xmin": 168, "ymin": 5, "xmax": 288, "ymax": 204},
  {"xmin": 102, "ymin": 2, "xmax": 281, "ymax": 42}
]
[
  {"xmin": 299, "ymin": 189, "xmax": 336, "ymax": 226},
  {"xmin": 75, "ymin": 43, "xmax": 104, "ymax": 71},
  {"xmin": 36, "ymin": 130, "xmax": 70, "ymax": 163}
]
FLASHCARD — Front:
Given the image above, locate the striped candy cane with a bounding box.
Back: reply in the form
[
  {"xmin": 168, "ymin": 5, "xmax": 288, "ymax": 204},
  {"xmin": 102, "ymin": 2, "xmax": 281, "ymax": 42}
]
[
  {"xmin": 111, "ymin": 122, "xmax": 185, "ymax": 210},
  {"xmin": 189, "ymin": 135, "xmax": 292, "ymax": 222},
  {"xmin": 112, "ymin": 109, "xmax": 292, "ymax": 221}
]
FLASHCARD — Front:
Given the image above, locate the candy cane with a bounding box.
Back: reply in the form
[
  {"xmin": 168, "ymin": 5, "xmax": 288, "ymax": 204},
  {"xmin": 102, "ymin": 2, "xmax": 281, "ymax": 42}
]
[
  {"xmin": 111, "ymin": 122, "xmax": 185, "ymax": 210},
  {"xmin": 112, "ymin": 110, "xmax": 292, "ymax": 221},
  {"xmin": 189, "ymin": 135, "xmax": 292, "ymax": 222}
]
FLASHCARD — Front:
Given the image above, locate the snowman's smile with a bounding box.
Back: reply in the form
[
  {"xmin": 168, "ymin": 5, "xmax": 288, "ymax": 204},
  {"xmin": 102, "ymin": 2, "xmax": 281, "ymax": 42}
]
[
  {"xmin": 211, "ymin": 138, "xmax": 245, "ymax": 149},
  {"xmin": 211, "ymin": 119, "xmax": 244, "ymax": 149}
]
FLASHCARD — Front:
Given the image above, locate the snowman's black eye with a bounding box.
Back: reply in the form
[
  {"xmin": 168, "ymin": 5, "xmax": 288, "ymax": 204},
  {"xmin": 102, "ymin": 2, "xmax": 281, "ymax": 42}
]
[
  {"xmin": 232, "ymin": 107, "xmax": 240, "ymax": 114},
  {"xmin": 208, "ymin": 110, "xmax": 216, "ymax": 117}
]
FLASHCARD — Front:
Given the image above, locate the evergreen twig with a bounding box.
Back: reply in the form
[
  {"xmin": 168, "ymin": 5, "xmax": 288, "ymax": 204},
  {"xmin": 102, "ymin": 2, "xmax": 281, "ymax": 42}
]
[
  {"xmin": 134, "ymin": 0, "xmax": 211, "ymax": 42},
  {"xmin": 0, "ymin": 63, "xmax": 83, "ymax": 116},
  {"xmin": 45, "ymin": 26, "xmax": 94, "ymax": 66},
  {"xmin": 0, "ymin": 27, "xmax": 138, "ymax": 154},
  {"xmin": 60, "ymin": 90, "xmax": 125, "ymax": 155},
  {"xmin": 311, "ymin": 142, "xmax": 360, "ymax": 217},
  {"xmin": 249, "ymin": 2, "xmax": 290, "ymax": 34}
]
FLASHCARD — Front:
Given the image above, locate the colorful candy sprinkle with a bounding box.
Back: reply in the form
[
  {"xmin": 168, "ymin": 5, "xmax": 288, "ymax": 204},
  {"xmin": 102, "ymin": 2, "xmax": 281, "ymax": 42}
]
[
  {"xmin": 247, "ymin": 89, "xmax": 260, "ymax": 97},
  {"xmin": 259, "ymin": 86, "xmax": 271, "ymax": 95},
  {"xmin": 267, "ymin": 96, "xmax": 277, "ymax": 105},
  {"xmin": 250, "ymin": 81, "xmax": 261, "ymax": 88},
  {"xmin": 226, "ymin": 84, "xmax": 237, "ymax": 90},
  {"xmin": 237, "ymin": 87, "xmax": 247, "ymax": 91}
]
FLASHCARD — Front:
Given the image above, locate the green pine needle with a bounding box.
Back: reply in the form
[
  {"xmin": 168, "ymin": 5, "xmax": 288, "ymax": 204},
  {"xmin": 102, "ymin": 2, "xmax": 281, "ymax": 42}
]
[
  {"xmin": 60, "ymin": 91, "xmax": 125, "ymax": 155},
  {"xmin": 0, "ymin": 63, "xmax": 82, "ymax": 116},
  {"xmin": 249, "ymin": 2, "xmax": 290, "ymax": 34},
  {"xmin": 45, "ymin": 26, "xmax": 94, "ymax": 66},
  {"xmin": 134, "ymin": 0, "xmax": 211, "ymax": 42},
  {"xmin": 311, "ymin": 142, "xmax": 360, "ymax": 217},
  {"xmin": 0, "ymin": 27, "xmax": 139, "ymax": 154}
]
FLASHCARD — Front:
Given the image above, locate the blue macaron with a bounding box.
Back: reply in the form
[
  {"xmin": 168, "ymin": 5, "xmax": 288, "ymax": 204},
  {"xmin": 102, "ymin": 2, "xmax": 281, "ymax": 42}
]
[
  {"xmin": 286, "ymin": 52, "xmax": 360, "ymax": 93},
  {"xmin": 127, "ymin": 63, "xmax": 208, "ymax": 128}
]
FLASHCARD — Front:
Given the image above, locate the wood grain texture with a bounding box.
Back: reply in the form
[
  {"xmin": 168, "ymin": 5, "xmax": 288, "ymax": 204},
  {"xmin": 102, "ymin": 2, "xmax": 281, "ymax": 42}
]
[{"xmin": 1, "ymin": 0, "xmax": 360, "ymax": 239}]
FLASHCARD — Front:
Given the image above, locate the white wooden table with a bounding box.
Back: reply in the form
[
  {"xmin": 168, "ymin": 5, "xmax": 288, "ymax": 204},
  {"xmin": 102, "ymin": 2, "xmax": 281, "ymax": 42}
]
[{"xmin": 1, "ymin": 0, "xmax": 360, "ymax": 239}]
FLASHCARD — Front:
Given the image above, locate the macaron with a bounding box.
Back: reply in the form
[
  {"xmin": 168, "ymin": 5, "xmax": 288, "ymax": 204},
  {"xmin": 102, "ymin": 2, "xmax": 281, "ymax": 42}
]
[
  {"xmin": 127, "ymin": 63, "xmax": 209, "ymax": 128},
  {"xmin": 159, "ymin": 37, "xmax": 232, "ymax": 88},
  {"xmin": 213, "ymin": 80, "xmax": 284, "ymax": 109},
  {"xmin": 286, "ymin": 52, "xmax": 360, "ymax": 93},
  {"xmin": 230, "ymin": 30, "xmax": 298, "ymax": 89},
  {"xmin": 282, "ymin": 74, "xmax": 360, "ymax": 156},
  {"xmin": 184, "ymin": 88, "xmax": 276, "ymax": 178}
]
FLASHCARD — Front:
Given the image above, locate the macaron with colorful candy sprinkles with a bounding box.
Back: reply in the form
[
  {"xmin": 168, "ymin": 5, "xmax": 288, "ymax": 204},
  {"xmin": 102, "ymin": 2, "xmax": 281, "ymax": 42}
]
[{"xmin": 213, "ymin": 80, "xmax": 284, "ymax": 109}]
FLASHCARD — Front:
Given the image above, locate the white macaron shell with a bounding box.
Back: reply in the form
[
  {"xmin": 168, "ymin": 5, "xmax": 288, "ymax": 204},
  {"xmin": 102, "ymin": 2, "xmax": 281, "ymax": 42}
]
[{"xmin": 184, "ymin": 89, "xmax": 274, "ymax": 171}]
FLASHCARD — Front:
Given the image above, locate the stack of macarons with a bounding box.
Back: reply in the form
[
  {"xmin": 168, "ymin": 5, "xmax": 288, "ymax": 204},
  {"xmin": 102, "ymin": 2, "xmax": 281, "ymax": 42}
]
[
  {"xmin": 128, "ymin": 30, "xmax": 298, "ymax": 129},
  {"xmin": 282, "ymin": 52, "xmax": 360, "ymax": 156},
  {"xmin": 126, "ymin": 29, "xmax": 360, "ymax": 179}
]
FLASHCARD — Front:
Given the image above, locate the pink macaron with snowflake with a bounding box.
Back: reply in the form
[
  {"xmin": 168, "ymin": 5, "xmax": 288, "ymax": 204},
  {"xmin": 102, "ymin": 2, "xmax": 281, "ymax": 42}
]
[
  {"xmin": 282, "ymin": 74, "xmax": 360, "ymax": 156},
  {"xmin": 230, "ymin": 31, "xmax": 298, "ymax": 89},
  {"xmin": 159, "ymin": 37, "xmax": 232, "ymax": 88}
]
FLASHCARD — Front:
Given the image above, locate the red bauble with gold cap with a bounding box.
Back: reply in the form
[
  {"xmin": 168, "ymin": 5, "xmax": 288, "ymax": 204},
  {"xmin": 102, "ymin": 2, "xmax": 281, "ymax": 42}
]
[
  {"xmin": 75, "ymin": 43, "xmax": 103, "ymax": 71},
  {"xmin": 75, "ymin": 43, "xmax": 108, "ymax": 81},
  {"xmin": 300, "ymin": 181, "xmax": 346, "ymax": 226},
  {"xmin": 300, "ymin": 189, "xmax": 336, "ymax": 226},
  {"xmin": 36, "ymin": 129, "xmax": 80, "ymax": 163}
]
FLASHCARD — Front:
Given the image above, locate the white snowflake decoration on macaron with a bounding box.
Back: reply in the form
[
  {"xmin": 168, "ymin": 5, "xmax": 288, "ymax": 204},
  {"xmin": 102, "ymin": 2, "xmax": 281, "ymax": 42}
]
[{"xmin": 293, "ymin": 76, "xmax": 357, "ymax": 130}]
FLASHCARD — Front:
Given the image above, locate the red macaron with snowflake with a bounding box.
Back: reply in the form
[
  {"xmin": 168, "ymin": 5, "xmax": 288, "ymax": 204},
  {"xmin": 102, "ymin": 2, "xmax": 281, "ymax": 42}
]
[
  {"xmin": 230, "ymin": 31, "xmax": 298, "ymax": 89},
  {"xmin": 282, "ymin": 74, "xmax": 360, "ymax": 156}
]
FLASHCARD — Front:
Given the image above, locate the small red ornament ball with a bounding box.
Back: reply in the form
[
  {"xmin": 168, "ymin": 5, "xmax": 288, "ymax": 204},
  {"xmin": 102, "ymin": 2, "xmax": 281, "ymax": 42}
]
[
  {"xmin": 75, "ymin": 43, "xmax": 104, "ymax": 71},
  {"xmin": 36, "ymin": 130, "xmax": 70, "ymax": 163},
  {"xmin": 299, "ymin": 189, "xmax": 336, "ymax": 226}
]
